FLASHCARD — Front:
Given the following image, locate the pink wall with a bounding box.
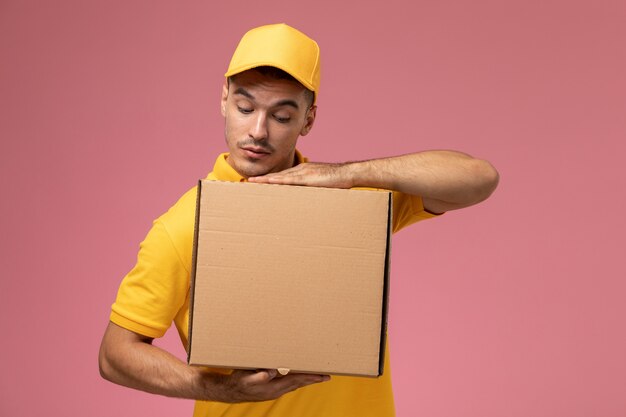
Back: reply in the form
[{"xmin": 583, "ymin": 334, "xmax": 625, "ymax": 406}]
[{"xmin": 1, "ymin": 1, "xmax": 625, "ymax": 416}]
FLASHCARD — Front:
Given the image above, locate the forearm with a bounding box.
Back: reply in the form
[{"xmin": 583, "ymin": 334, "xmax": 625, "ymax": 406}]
[
  {"xmin": 98, "ymin": 321, "xmax": 329, "ymax": 402},
  {"xmin": 249, "ymin": 150, "xmax": 499, "ymax": 212},
  {"xmin": 347, "ymin": 151, "xmax": 499, "ymax": 208},
  {"xmin": 98, "ymin": 323, "xmax": 207, "ymax": 400}
]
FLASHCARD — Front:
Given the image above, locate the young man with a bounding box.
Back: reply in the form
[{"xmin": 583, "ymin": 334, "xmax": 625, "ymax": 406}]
[{"xmin": 99, "ymin": 23, "xmax": 499, "ymax": 416}]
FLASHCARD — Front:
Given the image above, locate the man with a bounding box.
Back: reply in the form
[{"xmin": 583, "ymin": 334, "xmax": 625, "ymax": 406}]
[{"xmin": 99, "ymin": 23, "xmax": 499, "ymax": 416}]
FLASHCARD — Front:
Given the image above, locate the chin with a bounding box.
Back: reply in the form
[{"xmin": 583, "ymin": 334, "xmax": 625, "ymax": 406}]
[{"xmin": 239, "ymin": 162, "xmax": 273, "ymax": 178}]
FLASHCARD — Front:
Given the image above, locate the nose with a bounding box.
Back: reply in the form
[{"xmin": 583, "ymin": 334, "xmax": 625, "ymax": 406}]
[{"xmin": 249, "ymin": 111, "xmax": 268, "ymax": 141}]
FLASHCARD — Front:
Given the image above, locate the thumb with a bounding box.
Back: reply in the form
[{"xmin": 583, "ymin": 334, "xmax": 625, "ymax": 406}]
[{"xmin": 244, "ymin": 369, "xmax": 278, "ymax": 385}]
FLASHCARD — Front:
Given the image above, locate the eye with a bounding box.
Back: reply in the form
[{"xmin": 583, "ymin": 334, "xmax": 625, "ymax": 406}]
[
  {"xmin": 237, "ymin": 105, "xmax": 253, "ymax": 114},
  {"xmin": 273, "ymin": 114, "xmax": 291, "ymax": 123}
]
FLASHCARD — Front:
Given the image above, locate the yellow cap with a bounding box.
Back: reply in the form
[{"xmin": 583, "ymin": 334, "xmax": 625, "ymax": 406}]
[{"xmin": 225, "ymin": 24, "xmax": 321, "ymax": 103}]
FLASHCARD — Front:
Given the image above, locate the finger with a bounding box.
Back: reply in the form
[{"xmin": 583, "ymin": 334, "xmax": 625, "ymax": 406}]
[
  {"xmin": 271, "ymin": 374, "xmax": 330, "ymax": 395},
  {"xmin": 241, "ymin": 369, "xmax": 278, "ymax": 385},
  {"xmin": 247, "ymin": 175, "xmax": 270, "ymax": 183},
  {"xmin": 249, "ymin": 175, "xmax": 306, "ymax": 186},
  {"xmin": 279, "ymin": 373, "xmax": 330, "ymax": 387}
]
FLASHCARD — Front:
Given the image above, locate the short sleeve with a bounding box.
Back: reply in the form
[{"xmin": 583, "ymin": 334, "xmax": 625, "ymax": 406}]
[
  {"xmin": 391, "ymin": 191, "xmax": 441, "ymax": 233},
  {"xmin": 110, "ymin": 187, "xmax": 197, "ymax": 338}
]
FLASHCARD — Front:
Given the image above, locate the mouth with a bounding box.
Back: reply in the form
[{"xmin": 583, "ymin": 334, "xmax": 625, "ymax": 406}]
[{"xmin": 241, "ymin": 146, "xmax": 271, "ymax": 159}]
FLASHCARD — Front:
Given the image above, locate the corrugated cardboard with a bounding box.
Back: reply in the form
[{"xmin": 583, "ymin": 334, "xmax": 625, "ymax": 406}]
[{"xmin": 187, "ymin": 180, "xmax": 392, "ymax": 377}]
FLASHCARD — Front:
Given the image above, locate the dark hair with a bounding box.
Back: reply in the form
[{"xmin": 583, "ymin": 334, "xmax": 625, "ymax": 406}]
[{"xmin": 229, "ymin": 66, "xmax": 315, "ymax": 107}]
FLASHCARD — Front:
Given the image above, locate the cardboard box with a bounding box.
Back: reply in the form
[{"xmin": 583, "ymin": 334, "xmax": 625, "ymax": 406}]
[{"xmin": 187, "ymin": 180, "xmax": 392, "ymax": 377}]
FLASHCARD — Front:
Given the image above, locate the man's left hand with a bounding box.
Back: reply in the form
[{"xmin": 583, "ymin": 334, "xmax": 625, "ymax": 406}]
[{"xmin": 248, "ymin": 162, "xmax": 354, "ymax": 189}]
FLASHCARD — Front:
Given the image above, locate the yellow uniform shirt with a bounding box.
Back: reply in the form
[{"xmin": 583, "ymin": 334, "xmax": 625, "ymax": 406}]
[{"xmin": 111, "ymin": 151, "xmax": 437, "ymax": 416}]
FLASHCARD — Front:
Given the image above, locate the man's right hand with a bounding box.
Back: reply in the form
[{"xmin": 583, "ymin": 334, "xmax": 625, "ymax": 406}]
[{"xmin": 199, "ymin": 368, "xmax": 330, "ymax": 403}]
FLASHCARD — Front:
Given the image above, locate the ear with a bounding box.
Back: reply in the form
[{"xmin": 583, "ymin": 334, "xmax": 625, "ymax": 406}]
[
  {"xmin": 220, "ymin": 81, "xmax": 229, "ymax": 117},
  {"xmin": 300, "ymin": 105, "xmax": 317, "ymax": 136}
]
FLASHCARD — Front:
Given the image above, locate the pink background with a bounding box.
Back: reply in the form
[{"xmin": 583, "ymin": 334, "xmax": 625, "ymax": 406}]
[{"xmin": 1, "ymin": 1, "xmax": 625, "ymax": 416}]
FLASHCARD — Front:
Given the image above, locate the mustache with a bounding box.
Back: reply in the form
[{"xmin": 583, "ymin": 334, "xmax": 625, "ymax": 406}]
[{"xmin": 238, "ymin": 139, "xmax": 275, "ymax": 153}]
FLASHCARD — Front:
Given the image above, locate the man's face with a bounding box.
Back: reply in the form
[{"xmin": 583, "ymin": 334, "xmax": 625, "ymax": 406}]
[{"xmin": 221, "ymin": 69, "xmax": 316, "ymax": 178}]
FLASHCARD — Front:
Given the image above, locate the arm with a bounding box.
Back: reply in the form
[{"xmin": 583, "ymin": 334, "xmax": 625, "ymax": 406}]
[
  {"xmin": 98, "ymin": 321, "xmax": 329, "ymax": 403},
  {"xmin": 248, "ymin": 150, "xmax": 499, "ymax": 213}
]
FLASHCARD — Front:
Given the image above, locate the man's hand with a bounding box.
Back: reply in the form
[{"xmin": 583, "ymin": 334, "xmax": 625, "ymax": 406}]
[
  {"xmin": 248, "ymin": 162, "xmax": 355, "ymax": 189},
  {"xmin": 202, "ymin": 369, "xmax": 330, "ymax": 403}
]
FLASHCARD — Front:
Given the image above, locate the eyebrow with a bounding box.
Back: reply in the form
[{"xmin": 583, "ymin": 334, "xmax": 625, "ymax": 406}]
[{"xmin": 233, "ymin": 87, "xmax": 300, "ymax": 110}]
